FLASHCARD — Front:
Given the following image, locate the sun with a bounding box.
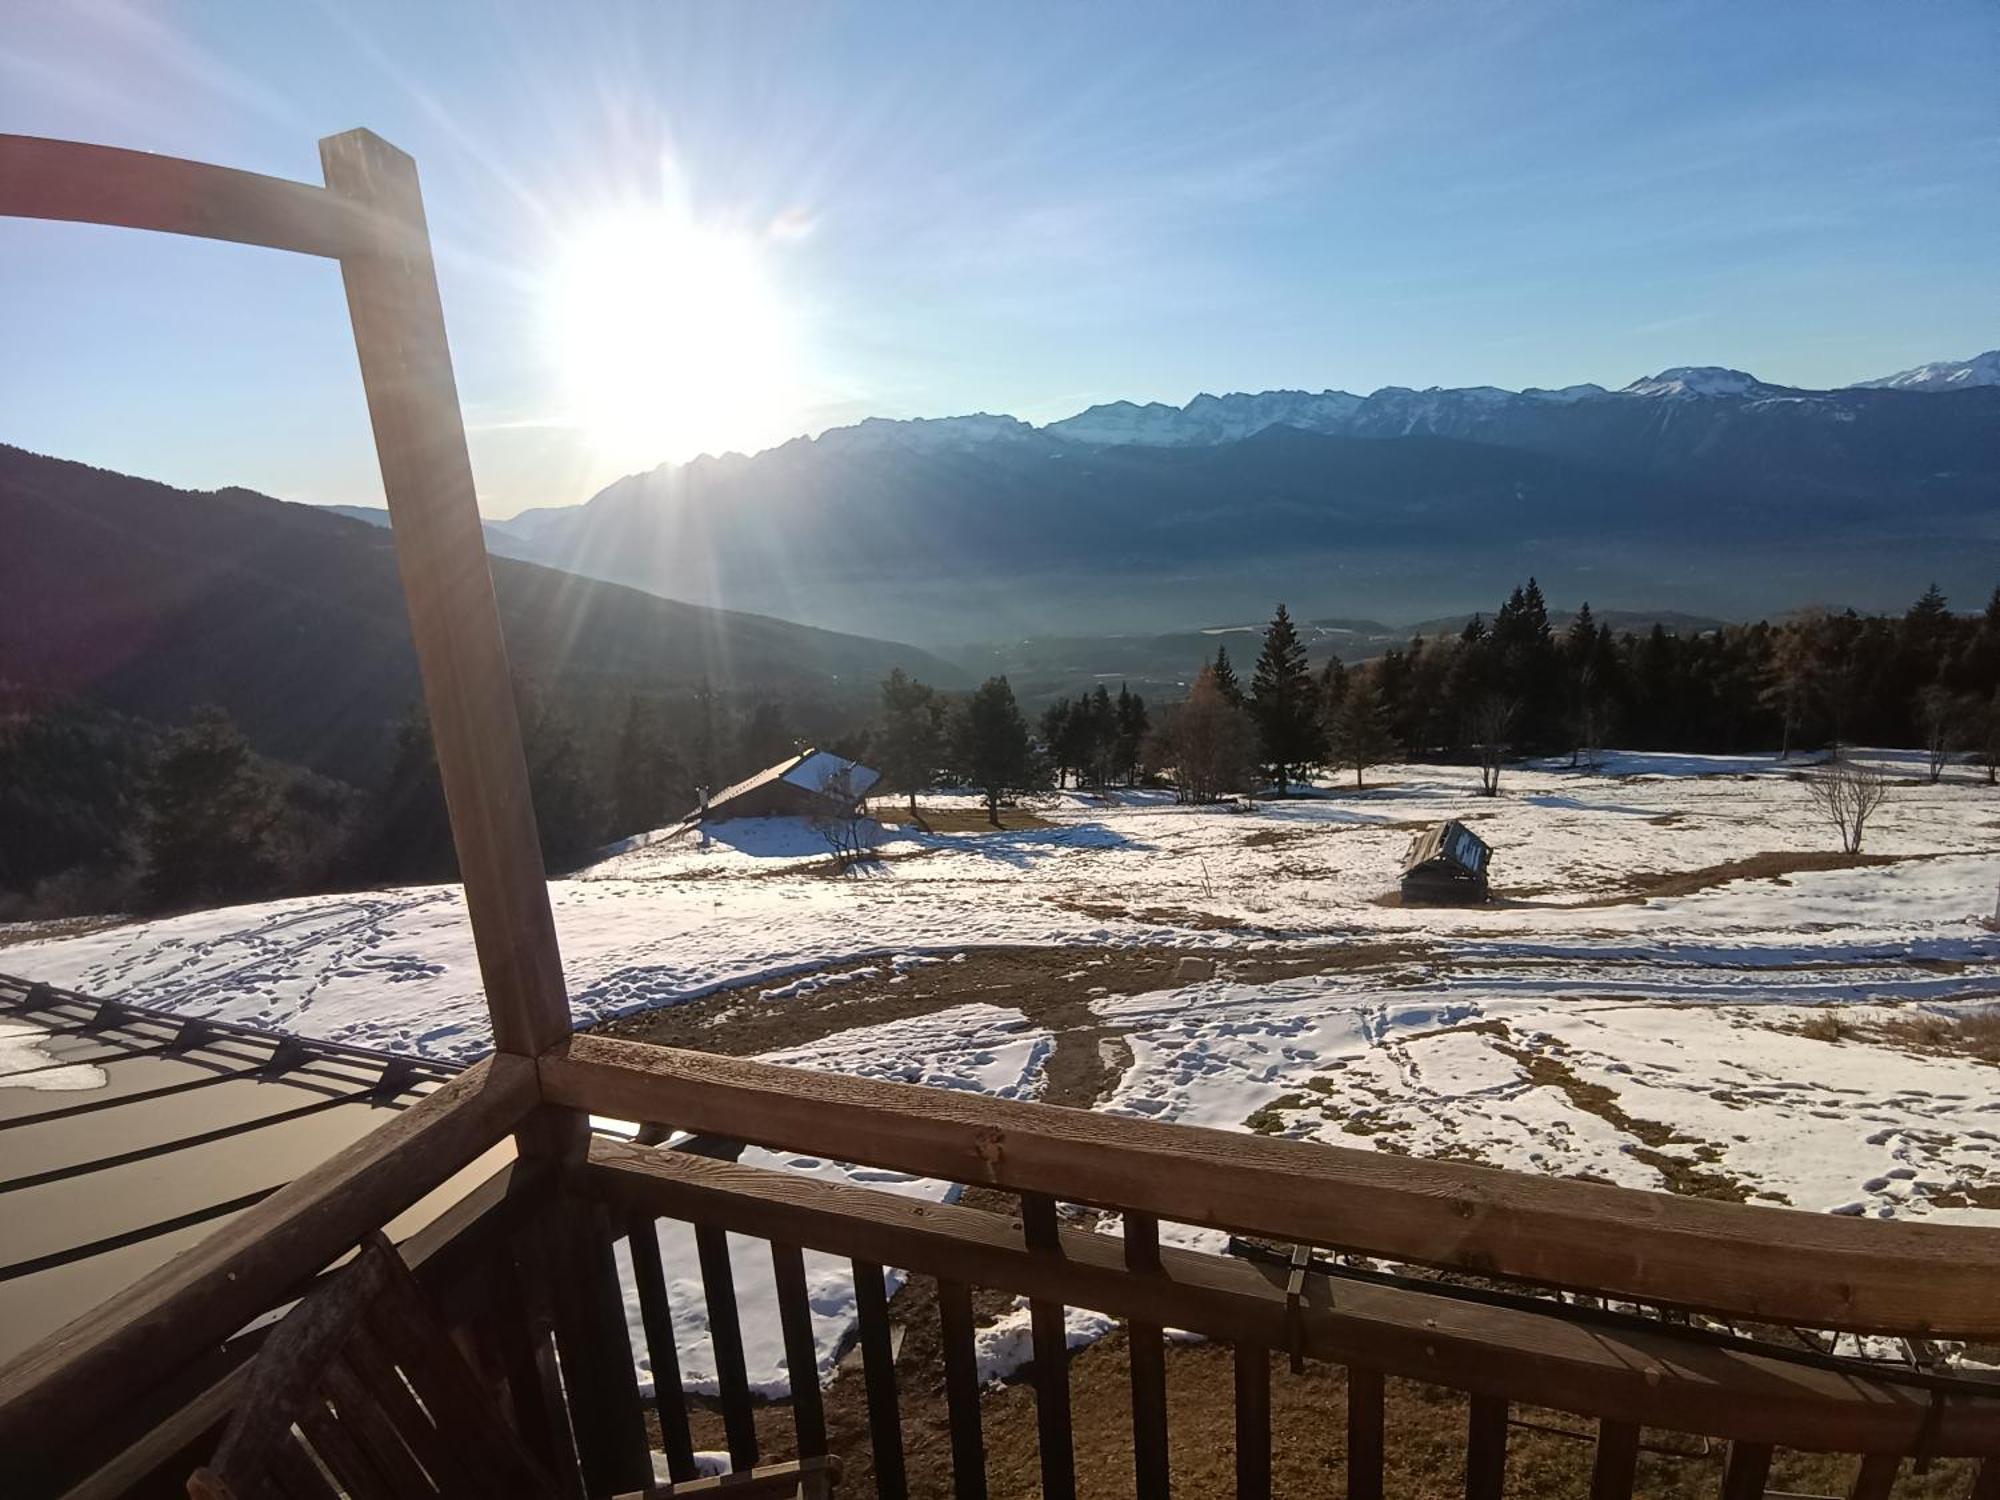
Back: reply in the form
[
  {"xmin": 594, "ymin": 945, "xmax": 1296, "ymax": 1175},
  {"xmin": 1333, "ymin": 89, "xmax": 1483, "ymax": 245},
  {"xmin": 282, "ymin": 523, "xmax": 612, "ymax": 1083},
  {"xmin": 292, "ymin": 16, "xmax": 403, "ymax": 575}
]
[{"xmin": 545, "ymin": 206, "xmax": 797, "ymax": 470}]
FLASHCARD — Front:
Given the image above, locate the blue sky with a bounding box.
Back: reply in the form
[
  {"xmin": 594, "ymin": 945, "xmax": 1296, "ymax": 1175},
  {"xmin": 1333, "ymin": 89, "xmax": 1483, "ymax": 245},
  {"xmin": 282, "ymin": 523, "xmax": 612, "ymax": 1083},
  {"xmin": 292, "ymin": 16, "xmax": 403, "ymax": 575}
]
[{"xmin": 4, "ymin": 1, "xmax": 1995, "ymax": 516}]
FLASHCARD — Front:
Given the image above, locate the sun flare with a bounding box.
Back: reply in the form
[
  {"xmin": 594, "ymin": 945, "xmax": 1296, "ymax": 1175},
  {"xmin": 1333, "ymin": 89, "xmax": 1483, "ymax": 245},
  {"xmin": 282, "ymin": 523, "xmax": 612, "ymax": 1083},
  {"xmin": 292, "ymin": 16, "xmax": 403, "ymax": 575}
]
[{"xmin": 545, "ymin": 206, "xmax": 797, "ymax": 470}]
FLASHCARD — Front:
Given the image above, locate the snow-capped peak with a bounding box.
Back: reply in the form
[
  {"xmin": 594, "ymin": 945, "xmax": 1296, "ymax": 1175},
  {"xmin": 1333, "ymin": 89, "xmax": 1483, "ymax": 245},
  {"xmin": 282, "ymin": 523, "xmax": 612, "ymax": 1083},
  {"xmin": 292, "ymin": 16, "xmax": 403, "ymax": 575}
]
[
  {"xmin": 813, "ymin": 413, "xmax": 1034, "ymax": 455},
  {"xmin": 1621, "ymin": 367, "xmax": 1769, "ymax": 399},
  {"xmin": 1045, "ymin": 389, "xmax": 1362, "ymax": 447},
  {"xmin": 1520, "ymin": 383, "xmax": 1610, "ymax": 403},
  {"xmin": 1850, "ymin": 350, "xmax": 2000, "ymax": 392}
]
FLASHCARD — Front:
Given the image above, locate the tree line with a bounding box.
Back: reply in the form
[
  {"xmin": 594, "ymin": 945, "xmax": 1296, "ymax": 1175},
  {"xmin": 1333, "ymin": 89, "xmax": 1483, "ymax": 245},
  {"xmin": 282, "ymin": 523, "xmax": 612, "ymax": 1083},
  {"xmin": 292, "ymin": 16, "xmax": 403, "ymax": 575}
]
[
  {"xmin": 1143, "ymin": 583, "xmax": 2000, "ymax": 804},
  {"xmin": 8, "ymin": 580, "xmax": 1995, "ymax": 916}
]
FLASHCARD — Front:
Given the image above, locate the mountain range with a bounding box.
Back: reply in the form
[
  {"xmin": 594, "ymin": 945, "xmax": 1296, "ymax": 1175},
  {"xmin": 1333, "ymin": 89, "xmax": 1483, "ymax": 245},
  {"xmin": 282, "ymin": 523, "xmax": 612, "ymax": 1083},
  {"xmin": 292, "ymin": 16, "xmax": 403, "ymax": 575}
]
[
  {"xmin": 346, "ymin": 351, "xmax": 1998, "ymax": 643},
  {"xmin": 0, "ymin": 445, "xmax": 961, "ymax": 785}
]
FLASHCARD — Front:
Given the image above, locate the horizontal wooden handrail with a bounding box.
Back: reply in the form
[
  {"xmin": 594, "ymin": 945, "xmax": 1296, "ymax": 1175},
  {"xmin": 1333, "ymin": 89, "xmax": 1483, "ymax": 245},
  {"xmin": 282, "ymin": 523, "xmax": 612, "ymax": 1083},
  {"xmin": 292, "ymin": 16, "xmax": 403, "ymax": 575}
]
[
  {"xmin": 583, "ymin": 1137, "xmax": 2000, "ymax": 1455},
  {"xmin": 546, "ymin": 1034, "xmax": 2000, "ymax": 1338},
  {"xmin": 0, "ymin": 1052, "xmax": 540, "ymax": 1486},
  {"xmin": 0, "ymin": 134, "xmax": 378, "ymax": 259}
]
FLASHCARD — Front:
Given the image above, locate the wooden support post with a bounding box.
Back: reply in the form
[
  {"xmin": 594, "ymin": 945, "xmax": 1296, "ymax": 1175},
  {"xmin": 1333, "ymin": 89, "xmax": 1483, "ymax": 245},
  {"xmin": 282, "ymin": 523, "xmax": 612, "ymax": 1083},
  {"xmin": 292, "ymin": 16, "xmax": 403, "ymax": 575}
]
[
  {"xmin": 318, "ymin": 129, "xmax": 569, "ymax": 1061},
  {"xmin": 852, "ymin": 1259, "xmax": 907, "ymax": 1500},
  {"xmin": 1720, "ymin": 1441, "xmax": 1772, "ymax": 1500},
  {"xmin": 1022, "ymin": 1193, "xmax": 1076, "ymax": 1500},
  {"xmin": 938, "ymin": 1279, "xmax": 988, "ymax": 1500},
  {"xmin": 771, "ymin": 1242, "xmax": 828, "ymax": 1461},
  {"xmin": 1123, "ymin": 1212, "xmax": 1171, "ymax": 1499},
  {"xmin": 1589, "ymin": 1419, "xmax": 1640, "ymax": 1500},
  {"xmin": 1234, "ymin": 1344, "xmax": 1271, "ymax": 1500},
  {"xmin": 1466, "ymin": 1394, "xmax": 1509, "ymax": 1500}
]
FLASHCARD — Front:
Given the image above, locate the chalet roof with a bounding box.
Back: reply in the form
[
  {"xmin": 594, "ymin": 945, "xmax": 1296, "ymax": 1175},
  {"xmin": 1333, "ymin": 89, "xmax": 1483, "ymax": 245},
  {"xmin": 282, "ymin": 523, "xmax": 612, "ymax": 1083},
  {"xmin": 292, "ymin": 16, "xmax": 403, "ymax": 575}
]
[
  {"xmin": 0, "ymin": 974, "xmax": 507, "ymax": 1368},
  {"xmin": 1401, "ymin": 818, "xmax": 1491, "ymax": 878},
  {"xmin": 705, "ymin": 748, "xmax": 881, "ymax": 814}
]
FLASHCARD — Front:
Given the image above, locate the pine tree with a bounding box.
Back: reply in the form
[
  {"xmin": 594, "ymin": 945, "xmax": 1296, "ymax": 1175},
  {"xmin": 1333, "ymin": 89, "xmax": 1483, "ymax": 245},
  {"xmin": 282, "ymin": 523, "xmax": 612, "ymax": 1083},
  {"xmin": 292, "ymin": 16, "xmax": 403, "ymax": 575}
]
[
  {"xmin": 367, "ymin": 704, "xmax": 456, "ymax": 881},
  {"xmin": 1086, "ymin": 684, "xmax": 1115, "ymax": 784},
  {"xmin": 1329, "ymin": 683, "xmax": 1392, "ymax": 789},
  {"xmin": 1039, "ymin": 698, "xmax": 1076, "ymax": 789},
  {"xmin": 955, "ymin": 676, "xmax": 1034, "ymax": 824},
  {"xmin": 687, "ymin": 679, "xmax": 723, "ymax": 794},
  {"xmin": 877, "ymin": 669, "xmax": 942, "ymax": 813},
  {"xmin": 1211, "ymin": 646, "xmax": 1245, "ymax": 708},
  {"xmin": 143, "ymin": 706, "xmax": 279, "ymax": 907},
  {"xmin": 613, "ymin": 697, "xmax": 683, "ymax": 834},
  {"xmin": 1315, "ymin": 655, "xmax": 1350, "ymax": 749},
  {"xmin": 1248, "ymin": 604, "xmax": 1325, "ymax": 795},
  {"xmin": 1114, "ymin": 685, "xmax": 1149, "ymax": 785},
  {"xmin": 1492, "ymin": 578, "xmax": 1559, "ymax": 747},
  {"xmin": 738, "ymin": 702, "xmax": 794, "ymax": 771},
  {"xmin": 522, "ymin": 700, "xmax": 597, "ymax": 867}
]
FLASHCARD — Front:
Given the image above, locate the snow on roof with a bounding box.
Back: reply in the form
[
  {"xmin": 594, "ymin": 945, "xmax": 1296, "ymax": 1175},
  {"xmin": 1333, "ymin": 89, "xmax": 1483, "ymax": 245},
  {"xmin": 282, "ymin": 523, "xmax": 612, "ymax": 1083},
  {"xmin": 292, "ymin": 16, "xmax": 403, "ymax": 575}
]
[
  {"xmin": 704, "ymin": 748, "xmax": 880, "ymax": 814},
  {"xmin": 780, "ymin": 748, "xmax": 880, "ymax": 797}
]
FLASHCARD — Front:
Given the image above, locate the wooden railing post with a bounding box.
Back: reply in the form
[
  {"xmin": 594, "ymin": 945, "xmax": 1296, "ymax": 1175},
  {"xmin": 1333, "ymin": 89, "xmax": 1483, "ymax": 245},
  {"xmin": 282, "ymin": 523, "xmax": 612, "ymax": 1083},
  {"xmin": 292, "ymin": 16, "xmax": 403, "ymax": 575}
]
[{"xmin": 318, "ymin": 128, "xmax": 570, "ymax": 1061}]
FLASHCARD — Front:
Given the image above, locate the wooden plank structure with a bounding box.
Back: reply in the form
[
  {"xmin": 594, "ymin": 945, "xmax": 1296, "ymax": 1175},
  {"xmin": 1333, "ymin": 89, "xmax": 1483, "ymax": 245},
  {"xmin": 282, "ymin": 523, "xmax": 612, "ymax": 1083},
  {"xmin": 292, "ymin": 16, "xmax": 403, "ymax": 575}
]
[
  {"xmin": 1400, "ymin": 818, "xmax": 1492, "ymax": 905},
  {"xmin": 4, "ymin": 129, "xmax": 2000, "ymax": 1500}
]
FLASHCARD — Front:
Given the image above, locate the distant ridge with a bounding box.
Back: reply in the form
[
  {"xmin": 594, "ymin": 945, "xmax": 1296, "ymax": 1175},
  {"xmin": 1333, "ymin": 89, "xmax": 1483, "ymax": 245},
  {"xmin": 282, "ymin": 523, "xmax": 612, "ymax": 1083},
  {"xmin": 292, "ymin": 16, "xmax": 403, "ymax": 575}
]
[
  {"xmin": 399, "ymin": 354, "xmax": 1999, "ymax": 643},
  {"xmin": 0, "ymin": 445, "xmax": 963, "ymax": 784}
]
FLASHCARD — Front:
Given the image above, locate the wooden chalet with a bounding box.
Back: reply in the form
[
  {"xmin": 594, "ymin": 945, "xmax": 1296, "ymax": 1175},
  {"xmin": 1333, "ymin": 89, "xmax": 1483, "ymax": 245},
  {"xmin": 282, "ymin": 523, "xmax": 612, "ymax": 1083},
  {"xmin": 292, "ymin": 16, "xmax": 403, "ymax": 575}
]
[
  {"xmin": 4, "ymin": 130, "xmax": 2000, "ymax": 1500},
  {"xmin": 1400, "ymin": 819, "xmax": 1492, "ymax": 906}
]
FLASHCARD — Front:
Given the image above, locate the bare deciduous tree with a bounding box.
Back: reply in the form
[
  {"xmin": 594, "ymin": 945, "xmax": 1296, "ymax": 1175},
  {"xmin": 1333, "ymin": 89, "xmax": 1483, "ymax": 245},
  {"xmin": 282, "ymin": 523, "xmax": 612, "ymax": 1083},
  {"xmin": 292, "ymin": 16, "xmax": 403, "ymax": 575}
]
[
  {"xmin": 1802, "ymin": 759, "xmax": 1889, "ymax": 854},
  {"xmin": 1148, "ymin": 666, "xmax": 1256, "ymax": 804},
  {"xmin": 1915, "ymin": 685, "xmax": 1955, "ymax": 785},
  {"xmin": 1468, "ymin": 695, "xmax": 1518, "ymax": 797},
  {"xmin": 810, "ymin": 767, "xmax": 872, "ymax": 871}
]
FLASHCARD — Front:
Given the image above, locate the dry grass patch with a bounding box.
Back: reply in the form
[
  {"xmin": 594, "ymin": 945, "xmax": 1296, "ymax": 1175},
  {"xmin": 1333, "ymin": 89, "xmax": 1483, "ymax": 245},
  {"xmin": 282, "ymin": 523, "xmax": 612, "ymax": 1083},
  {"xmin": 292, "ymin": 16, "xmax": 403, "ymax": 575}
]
[{"xmin": 1878, "ymin": 1010, "xmax": 2000, "ymax": 1065}]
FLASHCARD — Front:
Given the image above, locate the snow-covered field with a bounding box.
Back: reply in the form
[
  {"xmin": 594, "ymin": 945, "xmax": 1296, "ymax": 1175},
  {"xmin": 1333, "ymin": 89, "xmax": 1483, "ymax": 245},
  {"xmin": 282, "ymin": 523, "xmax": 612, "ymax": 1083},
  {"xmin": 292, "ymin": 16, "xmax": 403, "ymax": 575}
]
[{"xmin": 7, "ymin": 749, "xmax": 2000, "ymax": 1394}]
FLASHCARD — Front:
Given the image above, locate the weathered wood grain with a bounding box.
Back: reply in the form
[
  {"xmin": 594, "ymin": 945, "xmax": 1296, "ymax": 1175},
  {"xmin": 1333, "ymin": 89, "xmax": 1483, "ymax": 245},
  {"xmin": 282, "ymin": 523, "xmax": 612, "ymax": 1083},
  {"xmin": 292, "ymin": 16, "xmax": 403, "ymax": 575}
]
[
  {"xmin": 548, "ymin": 1034, "xmax": 2000, "ymax": 1337},
  {"xmin": 320, "ymin": 127, "xmax": 572, "ymax": 1061},
  {"xmin": 580, "ymin": 1138, "xmax": 2000, "ymax": 1455}
]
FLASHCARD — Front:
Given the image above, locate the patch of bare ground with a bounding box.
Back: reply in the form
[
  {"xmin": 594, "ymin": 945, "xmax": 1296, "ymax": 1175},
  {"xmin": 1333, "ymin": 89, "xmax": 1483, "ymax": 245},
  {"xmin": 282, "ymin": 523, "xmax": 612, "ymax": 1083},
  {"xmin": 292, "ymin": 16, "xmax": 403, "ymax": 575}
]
[
  {"xmin": 594, "ymin": 941, "xmax": 1435, "ymax": 1110},
  {"xmin": 872, "ymin": 807, "xmax": 1055, "ymax": 834},
  {"xmin": 1617, "ymin": 850, "xmax": 1902, "ymax": 902},
  {"xmin": 1240, "ymin": 826, "xmax": 1308, "ymax": 849},
  {"xmin": 0, "ymin": 912, "xmax": 131, "ymax": 948},
  {"xmin": 1501, "ymin": 1042, "xmax": 1776, "ymax": 1203},
  {"xmin": 1052, "ymin": 898, "xmax": 1250, "ymax": 932},
  {"xmin": 1485, "ymin": 850, "xmax": 1922, "ymax": 909}
]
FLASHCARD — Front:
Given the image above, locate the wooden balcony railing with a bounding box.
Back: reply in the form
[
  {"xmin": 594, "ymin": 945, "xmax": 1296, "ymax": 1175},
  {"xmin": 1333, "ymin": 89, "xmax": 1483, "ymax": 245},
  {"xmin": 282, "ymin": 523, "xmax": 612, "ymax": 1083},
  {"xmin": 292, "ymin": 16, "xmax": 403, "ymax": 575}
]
[{"xmin": 13, "ymin": 1030, "xmax": 2000, "ymax": 1499}]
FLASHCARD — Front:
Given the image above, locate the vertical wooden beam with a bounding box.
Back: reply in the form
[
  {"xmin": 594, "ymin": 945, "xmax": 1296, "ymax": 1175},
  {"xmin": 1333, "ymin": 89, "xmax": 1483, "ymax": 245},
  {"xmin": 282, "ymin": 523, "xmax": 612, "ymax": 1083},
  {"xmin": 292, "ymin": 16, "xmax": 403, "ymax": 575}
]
[
  {"xmin": 1465, "ymin": 1395, "xmax": 1509, "ymax": 1500},
  {"xmin": 318, "ymin": 128, "xmax": 569, "ymax": 1060},
  {"xmin": 937, "ymin": 1278, "xmax": 988, "ymax": 1500},
  {"xmin": 1123, "ymin": 1212, "xmax": 1171, "ymax": 1498},
  {"xmin": 1846, "ymin": 1452, "xmax": 1899, "ymax": 1500},
  {"xmin": 694, "ymin": 1225, "xmax": 759, "ymax": 1471},
  {"xmin": 1719, "ymin": 1441, "xmax": 1772, "ymax": 1500},
  {"xmin": 628, "ymin": 1216, "xmax": 698, "ymax": 1483},
  {"xmin": 770, "ymin": 1241, "xmax": 827, "ymax": 1461},
  {"xmin": 1347, "ymin": 1366, "xmax": 1385, "ymax": 1500},
  {"xmin": 1588, "ymin": 1419, "xmax": 1640, "ymax": 1500},
  {"xmin": 1022, "ymin": 1193, "xmax": 1076, "ymax": 1500},
  {"xmin": 852, "ymin": 1259, "xmax": 907, "ymax": 1500},
  {"xmin": 1233, "ymin": 1345, "xmax": 1270, "ymax": 1500}
]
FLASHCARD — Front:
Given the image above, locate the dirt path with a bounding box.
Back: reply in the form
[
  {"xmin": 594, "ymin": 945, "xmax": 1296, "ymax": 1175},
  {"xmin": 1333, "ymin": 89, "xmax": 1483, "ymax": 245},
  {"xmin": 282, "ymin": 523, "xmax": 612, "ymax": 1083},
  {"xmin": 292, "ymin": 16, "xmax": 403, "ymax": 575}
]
[{"xmin": 594, "ymin": 940, "xmax": 1434, "ymax": 1110}]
